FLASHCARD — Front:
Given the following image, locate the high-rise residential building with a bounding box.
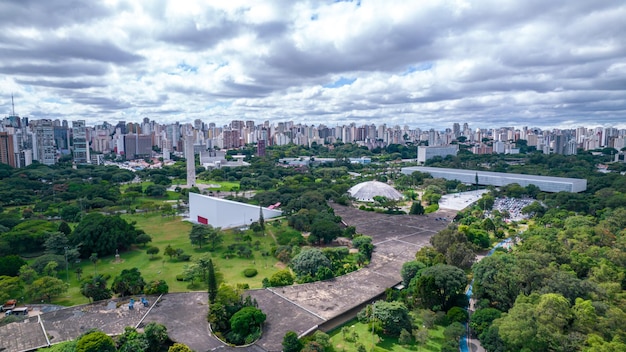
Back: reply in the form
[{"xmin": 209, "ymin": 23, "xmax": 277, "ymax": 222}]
[
  {"xmin": 53, "ymin": 125, "xmax": 70, "ymax": 153},
  {"xmin": 257, "ymin": 139, "xmax": 266, "ymax": 157},
  {"xmin": 123, "ymin": 134, "xmax": 152, "ymax": 159},
  {"xmin": 33, "ymin": 119, "xmax": 56, "ymax": 165},
  {"xmin": 115, "ymin": 121, "xmax": 127, "ymax": 135},
  {"xmin": 553, "ymin": 134, "xmax": 565, "ymax": 155},
  {"xmin": 222, "ymin": 129, "xmax": 241, "ymax": 149},
  {"xmin": 0, "ymin": 132, "xmax": 16, "ymax": 167},
  {"xmin": 453, "ymin": 123, "xmax": 460, "ymax": 138},
  {"xmin": 72, "ymin": 120, "xmax": 90, "ymax": 164},
  {"xmin": 185, "ymin": 134, "xmax": 195, "ymax": 187},
  {"xmin": 428, "ymin": 128, "xmax": 438, "ymax": 146}
]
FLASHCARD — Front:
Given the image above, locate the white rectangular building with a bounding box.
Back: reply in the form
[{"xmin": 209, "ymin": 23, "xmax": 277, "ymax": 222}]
[
  {"xmin": 401, "ymin": 166, "xmax": 587, "ymax": 193},
  {"xmin": 188, "ymin": 193, "xmax": 282, "ymax": 229},
  {"xmin": 417, "ymin": 145, "xmax": 459, "ymax": 164}
]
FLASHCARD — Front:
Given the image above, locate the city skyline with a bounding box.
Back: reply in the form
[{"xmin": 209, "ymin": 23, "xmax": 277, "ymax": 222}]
[{"xmin": 1, "ymin": 0, "xmax": 625, "ymax": 130}]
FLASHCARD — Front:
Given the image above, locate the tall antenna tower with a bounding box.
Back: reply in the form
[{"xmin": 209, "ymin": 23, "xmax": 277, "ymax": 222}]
[{"xmin": 11, "ymin": 93, "xmax": 16, "ymax": 116}]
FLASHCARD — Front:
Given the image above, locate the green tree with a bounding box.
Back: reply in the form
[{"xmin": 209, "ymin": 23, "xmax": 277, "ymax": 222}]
[
  {"xmin": 60, "ymin": 205, "xmax": 82, "ymax": 223},
  {"xmin": 259, "ymin": 206, "xmax": 265, "ymax": 231},
  {"xmin": 399, "ymin": 328, "xmax": 412, "ymax": 345},
  {"xmin": 76, "ymin": 330, "xmax": 116, "ymax": 352},
  {"xmin": 146, "ymin": 246, "xmax": 160, "ymax": 258},
  {"xmin": 282, "ymin": 331, "xmax": 303, "ymax": 352},
  {"xmin": 469, "ymin": 308, "xmax": 502, "ymax": 337},
  {"xmin": 144, "ymin": 279, "xmax": 169, "ymax": 294},
  {"xmin": 19, "ymin": 264, "xmax": 37, "ymax": 284},
  {"xmin": 28, "ymin": 276, "xmax": 68, "ymax": 302},
  {"xmin": 268, "ymin": 269, "xmax": 295, "ymax": 287},
  {"xmin": 443, "ymin": 322, "xmax": 465, "ymax": 342},
  {"xmin": 89, "ymin": 253, "xmax": 98, "ymax": 275},
  {"xmin": 208, "ymin": 259, "xmax": 218, "ymax": 303},
  {"xmin": 164, "ymin": 244, "xmax": 177, "ymax": 259},
  {"xmin": 206, "ymin": 225, "xmax": 224, "ymax": 251},
  {"xmin": 58, "ymin": 221, "xmax": 72, "ymax": 236},
  {"xmin": 352, "ymin": 235, "xmax": 374, "ymax": 260},
  {"xmin": 81, "ymin": 274, "xmax": 112, "ymax": 302},
  {"xmin": 116, "ymin": 327, "xmax": 149, "ymax": 352},
  {"xmin": 413, "ymin": 264, "xmax": 467, "ymax": 310},
  {"xmin": 189, "ymin": 224, "xmax": 209, "ymax": 249},
  {"xmin": 111, "ymin": 268, "xmax": 145, "ymax": 297},
  {"xmin": 401, "ymin": 260, "xmax": 425, "ymax": 286},
  {"xmin": 0, "ymin": 275, "xmax": 23, "ymax": 303},
  {"xmin": 145, "ymin": 184, "xmax": 167, "ymax": 197},
  {"xmin": 135, "ymin": 233, "xmax": 152, "ymax": 247},
  {"xmin": 309, "ymin": 219, "xmax": 342, "ymax": 245},
  {"xmin": 71, "ymin": 213, "xmax": 143, "ymax": 257},
  {"xmin": 0, "ymin": 254, "xmax": 27, "ymax": 276},
  {"xmin": 291, "ymin": 248, "xmax": 332, "ymax": 278},
  {"xmin": 144, "ymin": 322, "xmax": 169, "ymax": 352},
  {"xmin": 409, "ymin": 201, "xmax": 425, "ymax": 215},
  {"xmin": 446, "ymin": 306, "xmax": 469, "ymax": 324},
  {"xmin": 43, "ymin": 232, "xmax": 69, "ymax": 255},
  {"xmin": 75, "ymin": 266, "xmax": 83, "ymax": 281},
  {"xmin": 168, "ymin": 343, "xmax": 193, "ymax": 352},
  {"xmin": 368, "ymin": 300, "xmax": 412, "ymax": 337},
  {"xmin": 229, "ymin": 306, "xmax": 266, "ymax": 342}
]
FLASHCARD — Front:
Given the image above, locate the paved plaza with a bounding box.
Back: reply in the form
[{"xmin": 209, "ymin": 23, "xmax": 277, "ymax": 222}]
[{"xmin": 0, "ymin": 205, "xmax": 454, "ymax": 352}]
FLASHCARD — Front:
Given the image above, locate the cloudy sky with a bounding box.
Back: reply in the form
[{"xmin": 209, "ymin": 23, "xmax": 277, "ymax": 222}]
[{"xmin": 1, "ymin": 0, "xmax": 625, "ymax": 130}]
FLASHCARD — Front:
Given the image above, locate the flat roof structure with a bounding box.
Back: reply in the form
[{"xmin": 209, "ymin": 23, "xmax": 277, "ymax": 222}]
[{"xmin": 401, "ymin": 166, "xmax": 587, "ymax": 193}]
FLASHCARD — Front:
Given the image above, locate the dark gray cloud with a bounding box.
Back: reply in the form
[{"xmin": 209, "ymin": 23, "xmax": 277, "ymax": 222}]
[
  {"xmin": 157, "ymin": 17, "xmax": 241, "ymax": 50},
  {"xmin": 0, "ymin": 63, "xmax": 109, "ymax": 77},
  {"xmin": 15, "ymin": 79, "xmax": 106, "ymax": 90},
  {"xmin": 0, "ymin": 0, "xmax": 112, "ymax": 28}
]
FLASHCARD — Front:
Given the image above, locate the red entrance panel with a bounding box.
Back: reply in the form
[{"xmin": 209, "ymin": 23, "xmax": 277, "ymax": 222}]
[{"xmin": 197, "ymin": 216, "xmax": 208, "ymax": 225}]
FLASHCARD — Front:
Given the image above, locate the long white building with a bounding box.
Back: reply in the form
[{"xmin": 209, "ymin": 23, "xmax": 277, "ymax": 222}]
[
  {"xmin": 401, "ymin": 166, "xmax": 587, "ymax": 193},
  {"xmin": 188, "ymin": 193, "xmax": 282, "ymax": 229}
]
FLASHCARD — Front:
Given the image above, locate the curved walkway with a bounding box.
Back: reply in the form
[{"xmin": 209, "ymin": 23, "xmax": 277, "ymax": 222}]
[{"xmin": 0, "ymin": 205, "xmax": 455, "ymax": 352}]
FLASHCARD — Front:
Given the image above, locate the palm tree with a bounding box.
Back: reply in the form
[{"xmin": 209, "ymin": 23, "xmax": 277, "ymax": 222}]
[{"xmin": 89, "ymin": 253, "xmax": 98, "ymax": 275}]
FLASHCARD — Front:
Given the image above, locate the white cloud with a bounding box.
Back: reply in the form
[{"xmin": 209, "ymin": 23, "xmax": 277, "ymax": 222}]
[{"xmin": 0, "ymin": 0, "xmax": 625, "ymax": 129}]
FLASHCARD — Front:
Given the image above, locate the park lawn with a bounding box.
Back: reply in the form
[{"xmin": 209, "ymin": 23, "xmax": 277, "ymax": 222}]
[
  {"xmin": 194, "ymin": 179, "xmax": 241, "ymax": 191},
  {"xmin": 51, "ymin": 213, "xmax": 281, "ymax": 306},
  {"xmin": 328, "ymin": 319, "xmax": 445, "ymax": 352}
]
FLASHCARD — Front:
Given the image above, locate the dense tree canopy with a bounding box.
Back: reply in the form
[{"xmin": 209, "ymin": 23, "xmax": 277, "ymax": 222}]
[
  {"xmin": 0, "ymin": 255, "xmax": 26, "ymax": 276},
  {"xmin": 71, "ymin": 214, "xmax": 144, "ymax": 257},
  {"xmin": 412, "ymin": 264, "xmax": 467, "ymax": 311},
  {"xmin": 111, "ymin": 268, "xmax": 145, "ymax": 297},
  {"xmin": 290, "ymin": 248, "xmax": 332, "ymax": 279}
]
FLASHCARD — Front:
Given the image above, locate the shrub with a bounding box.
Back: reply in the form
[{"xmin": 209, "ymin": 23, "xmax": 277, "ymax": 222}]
[
  {"xmin": 243, "ymin": 268, "xmax": 258, "ymax": 277},
  {"xmin": 178, "ymin": 254, "xmax": 192, "ymax": 261},
  {"xmin": 145, "ymin": 279, "xmax": 169, "ymax": 294},
  {"xmin": 175, "ymin": 275, "xmax": 185, "ymax": 281},
  {"xmin": 424, "ymin": 204, "xmax": 439, "ymax": 213}
]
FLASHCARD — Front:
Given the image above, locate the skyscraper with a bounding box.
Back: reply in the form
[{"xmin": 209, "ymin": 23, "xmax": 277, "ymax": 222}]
[
  {"xmin": 72, "ymin": 120, "xmax": 90, "ymax": 164},
  {"xmin": 185, "ymin": 134, "xmax": 195, "ymax": 187},
  {"xmin": 33, "ymin": 119, "xmax": 56, "ymax": 165},
  {"xmin": 0, "ymin": 132, "xmax": 16, "ymax": 167}
]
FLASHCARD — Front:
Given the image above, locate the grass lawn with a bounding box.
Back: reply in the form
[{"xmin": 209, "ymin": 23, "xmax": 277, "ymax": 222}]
[
  {"xmin": 193, "ymin": 179, "xmax": 241, "ymax": 191},
  {"xmin": 328, "ymin": 319, "xmax": 445, "ymax": 352},
  {"xmin": 51, "ymin": 213, "xmax": 281, "ymax": 306}
]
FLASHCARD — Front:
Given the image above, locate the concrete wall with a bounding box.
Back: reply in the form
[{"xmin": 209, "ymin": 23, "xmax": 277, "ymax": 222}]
[
  {"xmin": 188, "ymin": 193, "xmax": 282, "ymax": 229},
  {"xmin": 401, "ymin": 166, "xmax": 587, "ymax": 193}
]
